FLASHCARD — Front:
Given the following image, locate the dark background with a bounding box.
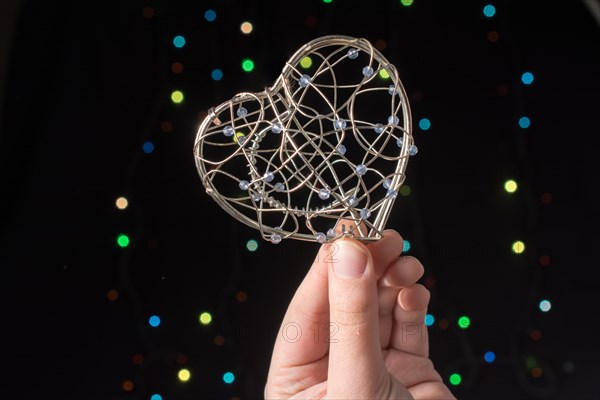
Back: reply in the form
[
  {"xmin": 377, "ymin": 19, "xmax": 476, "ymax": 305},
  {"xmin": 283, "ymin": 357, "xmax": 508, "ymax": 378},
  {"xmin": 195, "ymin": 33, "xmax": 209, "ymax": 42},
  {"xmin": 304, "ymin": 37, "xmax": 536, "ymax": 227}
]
[{"xmin": 1, "ymin": 0, "xmax": 599, "ymax": 399}]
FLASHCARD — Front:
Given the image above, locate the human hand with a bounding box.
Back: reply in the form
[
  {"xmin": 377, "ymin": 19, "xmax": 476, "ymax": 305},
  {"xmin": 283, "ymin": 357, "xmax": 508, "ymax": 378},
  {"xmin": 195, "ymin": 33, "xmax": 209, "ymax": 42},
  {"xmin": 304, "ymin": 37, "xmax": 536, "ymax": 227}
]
[{"xmin": 265, "ymin": 229, "xmax": 456, "ymax": 399}]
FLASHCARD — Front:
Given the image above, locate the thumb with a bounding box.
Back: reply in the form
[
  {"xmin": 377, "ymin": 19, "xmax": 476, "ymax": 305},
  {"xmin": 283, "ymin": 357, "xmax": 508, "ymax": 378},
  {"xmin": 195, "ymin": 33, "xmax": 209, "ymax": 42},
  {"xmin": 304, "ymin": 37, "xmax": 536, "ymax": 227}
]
[{"xmin": 327, "ymin": 239, "xmax": 387, "ymax": 398}]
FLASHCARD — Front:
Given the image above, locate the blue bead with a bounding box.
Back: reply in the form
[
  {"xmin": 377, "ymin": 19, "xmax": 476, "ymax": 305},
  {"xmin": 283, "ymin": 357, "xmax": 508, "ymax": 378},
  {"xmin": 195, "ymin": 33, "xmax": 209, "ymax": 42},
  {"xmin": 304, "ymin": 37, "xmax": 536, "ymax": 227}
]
[
  {"xmin": 274, "ymin": 182, "xmax": 285, "ymax": 192},
  {"xmin": 396, "ymin": 137, "xmax": 404, "ymax": 148},
  {"xmin": 239, "ymin": 180, "xmax": 249, "ymax": 190},
  {"xmin": 334, "ymin": 119, "xmax": 347, "ymax": 130},
  {"xmin": 408, "ymin": 145, "xmax": 418, "ymax": 156},
  {"xmin": 315, "ymin": 232, "xmax": 326, "ymax": 243},
  {"xmin": 263, "ymin": 171, "xmax": 274, "ymax": 182},
  {"xmin": 271, "ymin": 122, "xmax": 283, "ymax": 133},
  {"xmin": 386, "ymin": 189, "xmax": 398, "ymax": 199},
  {"xmin": 360, "ymin": 208, "xmax": 371, "ymax": 219},
  {"xmin": 237, "ymin": 107, "xmax": 248, "ymax": 118},
  {"xmin": 337, "ymin": 144, "xmax": 347, "ymax": 155},
  {"xmin": 388, "ymin": 115, "xmax": 399, "ymax": 125},
  {"xmin": 388, "ymin": 85, "xmax": 397, "ymax": 95},
  {"xmin": 374, "ymin": 123, "xmax": 384, "ymax": 134},
  {"xmin": 299, "ymin": 74, "xmax": 311, "ymax": 88},
  {"xmin": 270, "ymin": 232, "xmax": 282, "ymax": 244},
  {"xmin": 326, "ymin": 228, "xmax": 336, "ymax": 238},
  {"xmin": 223, "ymin": 125, "xmax": 234, "ymax": 137},
  {"xmin": 318, "ymin": 188, "xmax": 330, "ymax": 200},
  {"xmin": 383, "ymin": 179, "xmax": 392, "ymax": 189},
  {"xmin": 347, "ymin": 195, "xmax": 358, "ymax": 206},
  {"xmin": 356, "ymin": 164, "xmax": 367, "ymax": 176},
  {"xmin": 362, "ymin": 66, "xmax": 374, "ymax": 77},
  {"xmin": 347, "ymin": 48, "xmax": 359, "ymax": 59}
]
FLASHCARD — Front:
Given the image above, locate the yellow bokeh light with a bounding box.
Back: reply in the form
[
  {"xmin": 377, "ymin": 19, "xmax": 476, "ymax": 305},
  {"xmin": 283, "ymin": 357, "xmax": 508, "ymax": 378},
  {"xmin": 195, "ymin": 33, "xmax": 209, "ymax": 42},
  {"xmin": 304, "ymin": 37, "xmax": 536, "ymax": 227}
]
[
  {"xmin": 199, "ymin": 312, "xmax": 212, "ymax": 325},
  {"xmin": 240, "ymin": 21, "xmax": 253, "ymax": 34},
  {"xmin": 512, "ymin": 241, "xmax": 525, "ymax": 254},
  {"xmin": 178, "ymin": 368, "xmax": 191, "ymax": 382},
  {"xmin": 171, "ymin": 90, "xmax": 184, "ymax": 104},
  {"xmin": 504, "ymin": 179, "xmax": 518, "ymax": 193},
  {"xmin": 379, "ymin": 69, "xmax": 390, "ymax": 79},
  {"xmin": 116, "ymin": 196, "xmax": 128, "ymax": 210},
  {"xmin": 300, "ymin": 56, "xmax": 313, "ymax": 69},
  {"xmin": 233, "ymin": 132, "xmax": 245, "ymax": 143}
]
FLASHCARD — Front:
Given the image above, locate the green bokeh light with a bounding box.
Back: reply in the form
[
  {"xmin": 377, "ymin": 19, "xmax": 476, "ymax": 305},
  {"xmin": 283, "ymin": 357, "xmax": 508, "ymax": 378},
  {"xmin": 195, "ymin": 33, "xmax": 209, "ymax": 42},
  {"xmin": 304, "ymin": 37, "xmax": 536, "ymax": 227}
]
[
  {"xmin": 458, "ymin": 316, "xmax": 471, "ymax": 329},
  {"xmin": 246, "ymin": 239, "xmax": 259, "ymax": 252},
  {"xmin": 117, "ymin": 234, "xmax": 130, "ymax": 248},
  {"xmin": 449, "ymin": 373, "xmax": 462, "ymax": 385},
  {"xmin": 241, "ymin": 58, "xmax": 255, "ymax": 72}
]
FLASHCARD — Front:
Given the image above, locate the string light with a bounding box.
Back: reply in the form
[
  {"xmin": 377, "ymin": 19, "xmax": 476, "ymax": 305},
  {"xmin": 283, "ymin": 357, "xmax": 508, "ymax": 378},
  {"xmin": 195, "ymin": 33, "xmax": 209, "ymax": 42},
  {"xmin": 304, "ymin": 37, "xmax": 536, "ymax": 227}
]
[
  {"xmin": 458, "ymin": 316, "xmax": 471, "ymax": 329},
  {"xmin": 401, "ymin": 0, "xmax": 414, "ymax": 6},
  {"xmin": 116, "ymin": 197, "xmax": 128, "ymax": 210},
  {"xmin": 107, "ymin": 289, "xmax": 119, "ymax": 301},
  {"xmin": 178, "ymin": 369, "xmax": 191, "ymax": 382},
  {"xmin": 204, "ymin": 9, "xmax": 216, "ymax": 22},
  {"xmin": 211, "ymin": 69, "xmax": 223, "ymax": 81},
  {"xmin": 512, "ymin": 240, "xmax": 525, "ymax": 254},
  {"xmin": 484, "ymin": 351, "xmax": 496, "ymax": 363},
  {"xmin": 504, "ymin": 179, "xmax": 518, "ymax": 193},
  {"xmin": 150, "ymin": 395, "xmax": 163, "ymax": 400},
  {"xmin": 223, "ymin": 372, "xmax": 235, "ymax": 384},
  {"xmin": 518, "ymin": 116, "xmax": 531, "ymax": 129},
  {"xmin": 424, "ymin": 314, "xmax": 435, "ymax": 326},
  {"xmin": 240, "ymin": 21, "xmax": 253, "ymax": 34},
  {"xmin": 521, "ymin": 72, "xmax": 534, "ymax": 85},
  {"xmin": 539, "ymin": 299, "xmax": 551, "ymax": 312},
  {"xmin": 418, "ymin": 118, "xmax": 431, "ymax": 131},
  {"xmin": 483, "ymin": 4, "xmax": 496, "ymax": 17},
  {"xmin": 246, "ymin": 240, "xmax": 258, "ymax": 252},
  {"xmin": 172, "ymin": 35, "xmax": 186, "ymax": 48},
  {"xmin": 143, "ymin": 141, "xmax": 154, "ymax": 154},
  {"xmin": 379, "ymin": 69, "xmax": 390, "ymax": 79},
  {"xmin": 122, "ymin": 380, "xmax": 134, "ymax": 392},
  {"xmin": 449, "ymin": 373, "xmax": 462, "ymax": 385},
  {"xmin": 117, "ymin": 234, "xmax": 130, "ymax": 248},
  {"xmin": 199, "ymin": 312, "xmax": 212, "ymax": 325},
  {"xmin": 171, "ymin": 90, "xmax": 184, "ymax": 104},
  {"xmin": 403, "ymin": 239, "xmax": 411, "ymax": 252},
  {"xmin": 148, "ymin": 315, "xmax": 161, "ymax": 327},
  {"xmin": 300, "ymin": 56, "xmax": 313, "ymax": 69},
  {"xmin": 241, "ymin": 58, "xmax": 255, "ymax": 72}
]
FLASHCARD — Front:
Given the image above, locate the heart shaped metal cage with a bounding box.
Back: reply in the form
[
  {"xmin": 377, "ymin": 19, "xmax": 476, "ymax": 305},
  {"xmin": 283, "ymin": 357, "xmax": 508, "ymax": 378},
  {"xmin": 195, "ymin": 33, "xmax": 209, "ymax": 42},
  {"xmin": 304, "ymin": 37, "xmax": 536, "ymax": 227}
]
[{"xmin": 193, "ymin": 35, "xmax": 415, "ymax": 243}]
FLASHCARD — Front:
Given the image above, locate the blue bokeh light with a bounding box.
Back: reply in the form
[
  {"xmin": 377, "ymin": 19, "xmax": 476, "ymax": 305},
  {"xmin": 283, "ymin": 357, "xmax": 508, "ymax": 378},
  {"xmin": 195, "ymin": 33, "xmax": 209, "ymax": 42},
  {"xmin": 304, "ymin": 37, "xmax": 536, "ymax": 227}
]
[
  {"xmin": 519, "ymin": 116, "xmax": 531, "ymax": 129},
  {"xmin": 211, "ymin": 69, "xmax": 223, "ymax": 81},
  {"xmin": 204, "ymin": 9, "xmax": 217, "ymax": 22},
  {"xmin": 418, "ymin": 118, "xmax": 431, "ymax": 131},
  {"xmin": 425, "ymin": 314, "xmax": 435, "ymax": 327},
  {"xmin": 521, "ymin": 72, "xmax": 534, "ymax": 85},
  {"xmin": 483, "ymin": 4, "xmax": 496, "ymax": 17},
  {"xmin": 484, "ymin": 351, "xmax": 496, "ymax": 363},
  {"xmin": 173, "ymin": 35, "xmax": 186, "ymax": 48},
  {"xmin": 149, "ymin": 315, "xmax": 161, "ymax": 327},
  {"xmin": 223, "ymin": 372, "xmax": 235, "ymax": 384},
  {"xmin": 143, "ymin": 141, "xmax": 154, "ymax": 154}
]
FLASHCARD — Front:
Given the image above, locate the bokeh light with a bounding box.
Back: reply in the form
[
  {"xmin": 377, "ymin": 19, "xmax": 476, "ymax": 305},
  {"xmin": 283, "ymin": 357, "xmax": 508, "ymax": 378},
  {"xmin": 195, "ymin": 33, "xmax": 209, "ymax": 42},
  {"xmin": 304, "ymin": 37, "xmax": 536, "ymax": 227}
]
[
  {"xmin": 539, "ymin": 255, "xmax": 551, "ymax": 266},
  {"xmin": 151, "ymin": 395, "xmax": 163, "ymax": 400},
  {"xmin": 171, "ymin": 90, "xmax": 184, "ymax": 104},
  {"xmin": 241, "ymin": 58, "xmax": 255, "ymax": 72},
  {"xmin": 512, "ymin": 240, "xmax": 525, "ymax": 254},
  {"xmin": 403, "ymin": 239, "xmax": 411, "ymax": 252},
  {"xmin": 300, "ymin": 56, "xmax": 313, "ymax": 69},
  {"xmin": 214, "ymin": 335, "xmax": 225, "ymax": 346},
  {"xmin": 539, "ymin": 299, "xmax": 552, "ymax": 312},
  {"xmin": 458, "ymin": 316, "xmax": 471, "ymax": 329},
  {"xmin": 483, "ymin": 4, "xmax": 496, "ymax": 17},
  {"xmin": 117, "ymin": 234, "xmax": 130, "ymax": 248},
  {"xmin": 418, "ymin": 118, "xmax": 431, "ymax": 130},
  {"xmin": 401, "ymin": 0, "xmax": 414, "ymax": 6},
  {"xmin": 116, "ymin": 197, "xmax": 128, "ymax": 210},
  {"xmin": 178, "ymin": 368, "xmax": 191, "ymax": 382},
  {"xmin": 487, "ymin": 30, "xmax": 500, "ymax": 42},
  {"xmin": 246, "ymin": 239, "xmax": 258, "ymax": 252},
  {"xmin": 530, "ymin": 329, "xmax": 542, "ymax": 341},
  {"xmin": 142, "ymin": 7, "xmax": 155, "ymax": 19},
  {"xmin": 223, "ymin": 372, "xmax": 235, "ymax": 384},
  {"xmin": 211, "ymin": 69, "xmax": 223, "ymax": 81},
  {"xmin": 519, "ymin": 116, "xmax": 531, "ymax": 129},
  {"xmin": 122, "ymin": 380, "xmax": 134, "ymax": 392},
  {"xmin": 148, "ymin": 315, "xmax": 161, "ymax": 327},
  {"xmin": 322, "ymin": 0, "xmax": 332, "ymax": 3},
  {"xmin": 107, "ymin": 289, "xmax": 119, "ymax": 301},
  {"xmin": 541, "ymin": 192, "xmax": 553, "ymax": 204},
  {"xmin": 204, "ymin": 9, "xmax": 216, "ymax": 22},
  {"xmin": 439, "ymin": 319, "xmax": 449, "ymax": 330},
  {"xmin": 531, "ymin": 367, "xmax": 543, "ymax": 378},
  {"xmin": 236, "ymin": 290, "xmax": 247, "ymax": 302},
  {"xmin": 171, "ymin": 62, "xmax": 183, "ymax": 74},
  {"xmin": 240, "ymin": 21, "xmax": 253, "ymax": 34},
  {"xmin": 199, "ymin": 312, "xmax": 212, "ymax": 325},
  {"xmin": 132, "ymin": 353, "xmax": 144, "ymax": 365},
  {"xmin": 379, "ymin": 69, "xmax": 390, "ymax": 79},
  {"xmin": 400, "ymin": 185, "xmax": 411, "ymax": 196},
  {"xmin": 504, "ymin": 179, "xmax": 517, "ymax": 193},
  {"xmin": 484, "ymin": 351, "xmax": 496, "ymax": 363},
  {"xmin": 424, "ymin": 314, "xmax": 435, "ymax": 326},
  {"xmin": 143, "ymin": 141, "xmax": 154, "ymax": 154},
  {"xmin": 521, "ymin": 72, "xmax": 534, "ymax": 85},
  {"xmin": 449, "ymin": 373, "xmax": 462, "ymax": 385},
  {"xmin": 172, "ymin": 35, "xmax": 186, "ymax": 48}
]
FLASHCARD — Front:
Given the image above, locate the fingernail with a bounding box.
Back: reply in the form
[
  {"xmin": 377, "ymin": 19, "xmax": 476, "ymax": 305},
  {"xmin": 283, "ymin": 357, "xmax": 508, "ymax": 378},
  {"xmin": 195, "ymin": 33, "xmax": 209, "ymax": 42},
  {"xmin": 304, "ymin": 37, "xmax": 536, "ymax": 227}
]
[{"xmin": 333, "ymin": 240, "xmax": 368, "ymax": 279}]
